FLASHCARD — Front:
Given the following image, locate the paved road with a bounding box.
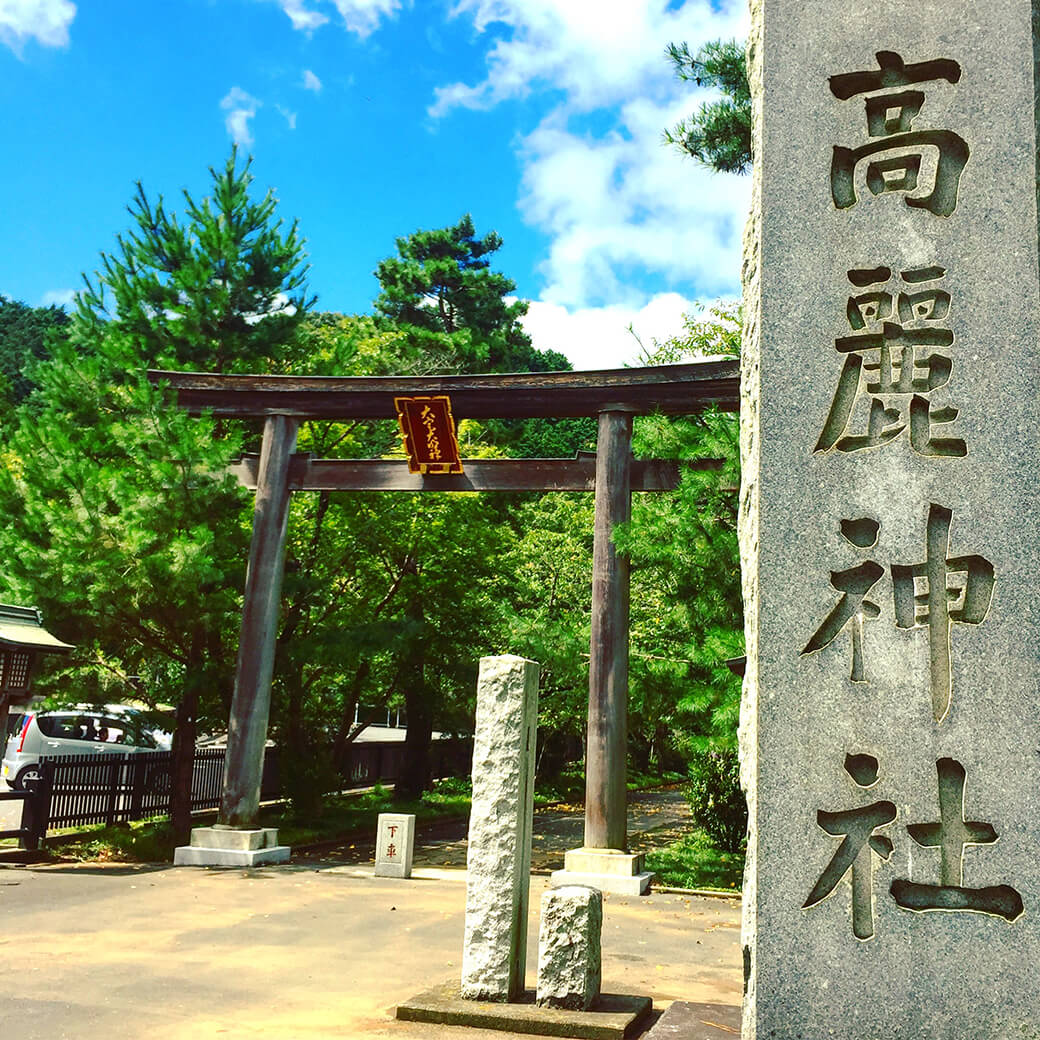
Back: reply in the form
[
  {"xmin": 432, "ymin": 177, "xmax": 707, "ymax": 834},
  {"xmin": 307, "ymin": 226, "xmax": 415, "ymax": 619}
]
[{"xmin": 0, "ymin": 861, "xmax": 742, "ymax": 1039}]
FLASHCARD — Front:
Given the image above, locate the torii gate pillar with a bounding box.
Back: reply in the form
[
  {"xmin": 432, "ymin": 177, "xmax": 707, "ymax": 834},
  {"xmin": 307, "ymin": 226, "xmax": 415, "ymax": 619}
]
[
  {"xmin": 175, "ymin": 414, "xmax": 296, "ymax": 866},
  {"xmin": 552, "ymin": 407, "xmax": 652, "ymax": 895}
]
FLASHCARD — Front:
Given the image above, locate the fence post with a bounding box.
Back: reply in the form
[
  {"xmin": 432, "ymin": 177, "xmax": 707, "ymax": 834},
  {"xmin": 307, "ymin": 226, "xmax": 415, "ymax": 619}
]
[
  {"xmin": 104, "ymin": 755, "xmax": 124, "ymax": 826},
  {"xmin": 129, "ymin": 753, "xmax": 145, "ymax": 818},
  {"xmin": 21, "ymin": 761, "xmax": 52, "ymax": 850}
]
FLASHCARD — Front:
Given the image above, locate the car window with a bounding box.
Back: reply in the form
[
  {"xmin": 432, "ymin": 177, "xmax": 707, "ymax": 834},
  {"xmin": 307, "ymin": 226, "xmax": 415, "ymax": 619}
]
[
  {"xmin": 133, "ymin": 726, "xmax": 158, "ymax": 749},
  {"xmin": 36, "ymin": 715, "xmax": 84, "ymax": 739},
  {"xmin": 69, "ymin": 715, "xmax": 107, "ymax": 742},
  {"xmin": 97, "ymin": 717, "xmax": 132, "ymax": 744}
]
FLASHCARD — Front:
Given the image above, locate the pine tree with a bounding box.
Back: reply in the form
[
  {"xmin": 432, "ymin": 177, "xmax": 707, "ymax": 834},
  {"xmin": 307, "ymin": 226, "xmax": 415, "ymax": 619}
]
[
  {"xmin": 0, "ymin": 150, "xmax": 312, "ymax": 842},
  {"xmin": 664, "ymin": 39, "xmax": 752, "ymax": 175},
  {"xmin": 374, "ymin": 214, "xmax": 568, "ymax": 374}
]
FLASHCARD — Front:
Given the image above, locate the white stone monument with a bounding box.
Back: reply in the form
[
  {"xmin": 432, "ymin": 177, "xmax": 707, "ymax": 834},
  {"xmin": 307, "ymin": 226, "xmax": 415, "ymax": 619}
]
[
  {"xmin": 460, "ymin": 655, "xmax": 539, "ymax": 1002},
  {"xmin": 374, "ymin": 812, "xmax": 415, "ymax": 878},
  {"xmin": 536, "ymin": 885, "xmax": 602, "ymax": 1011},
  {"xmin": 742, "ymin": 0, "xmax": 1040, "ymax": 1035}
]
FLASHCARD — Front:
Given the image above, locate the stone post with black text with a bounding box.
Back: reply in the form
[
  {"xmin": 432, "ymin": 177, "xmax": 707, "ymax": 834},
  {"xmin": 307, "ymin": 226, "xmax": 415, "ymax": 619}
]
[{"xmin": 741, "ymin": 1, "xmax": 1040, "ymax": 1036}]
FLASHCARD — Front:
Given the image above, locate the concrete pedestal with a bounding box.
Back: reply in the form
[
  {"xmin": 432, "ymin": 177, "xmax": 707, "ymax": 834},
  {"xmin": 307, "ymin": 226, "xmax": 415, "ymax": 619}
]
[
  {"xmin": 174, "ymin": 826, "xmax": 290, "ymax": 867},
  {"xmin": 550, "ymin": 848, "xmax": 653, "ymax": 897}
]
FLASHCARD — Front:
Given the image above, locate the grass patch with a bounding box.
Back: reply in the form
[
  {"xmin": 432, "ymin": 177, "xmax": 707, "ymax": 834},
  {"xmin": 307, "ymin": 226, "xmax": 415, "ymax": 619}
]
[
  {"xmin": 645, "ymin": 829, "xmax": 744, "ymax": 892},
  {"xmin": 532, "ymin": 766, "xmax": 683, "ymax": 808},
  {"xmin": 50, "ymin": 779, "xmax": 473, "ymax": 864},
  {"xmin": 51, "ymin": 818, "xmax": 177, "ymax": 863},
  {"xmin": 273, "ymin": 781, "xmax": 470, "ymax": 848},
  {"xmin": 44, "ymin": 769, "xmax": 689, "ymax": 865}
]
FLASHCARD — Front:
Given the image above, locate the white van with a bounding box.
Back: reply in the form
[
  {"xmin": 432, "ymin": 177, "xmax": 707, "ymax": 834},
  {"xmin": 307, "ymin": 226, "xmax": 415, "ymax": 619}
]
[{"xmin": 2, "ymin": 707, "xmax": 169, "ymax": 789}]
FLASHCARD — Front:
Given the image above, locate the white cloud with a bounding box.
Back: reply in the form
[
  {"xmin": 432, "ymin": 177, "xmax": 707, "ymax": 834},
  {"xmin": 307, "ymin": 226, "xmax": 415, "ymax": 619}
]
[
  {"xmin": 277, "ymin": 104, "xmax": 298, "ymax": 129},
  {"xmin": 40, "ymin": 287, "xmax": 76, "ymax": 308},
  {"xmin": 433, "ymin": 1, "xmax": 751, "ymax": 325},
  {"xmin": 522, "ymin": 292, "xmax": 713, "ymax": 370},
  {"xmin": 0, "ymin": 0, "xmax": 76, "ymax": 52},
  {"xmin": 221, "ymin": 86, "xmax": 262, "ymax": 147},
  {"xmin": 278, "ymin": 0, "xmax": 400, "ymax": 37},
  {"xmin": 278, "ymin": 0, "xmax": 328, "ymax": 32},
  {"xmin": 302, "ymin": 68, "xmax": 322, "ymax": 92},
  {"xmin": 330, "ymin": 0, "xmax": 400, "ymax": 37},
  {"xmin": 519, "ymin": 98, "xmax": 751, "ymax": 309},
  {"xmin": 432, "ymin": 0, "xmax": 746, "ymax": 117}
]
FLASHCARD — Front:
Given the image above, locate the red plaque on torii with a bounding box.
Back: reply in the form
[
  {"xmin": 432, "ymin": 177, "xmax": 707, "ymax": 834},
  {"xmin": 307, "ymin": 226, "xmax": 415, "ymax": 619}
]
[{"xmin": 394, "ymin": 395, "xmax": 464, "ymax": 475}]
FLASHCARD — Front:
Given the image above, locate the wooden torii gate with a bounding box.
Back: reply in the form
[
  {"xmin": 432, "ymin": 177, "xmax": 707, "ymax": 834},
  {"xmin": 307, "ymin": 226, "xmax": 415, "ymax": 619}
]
[{"xmin": 150, "ymin": 360, "xmax": 739, "ymax": 854}]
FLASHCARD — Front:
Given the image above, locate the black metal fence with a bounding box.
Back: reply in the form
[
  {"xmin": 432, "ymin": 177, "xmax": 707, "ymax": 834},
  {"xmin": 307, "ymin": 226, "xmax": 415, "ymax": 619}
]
[{"xmin": 6, "ymin": 737, "xmax": 471, "ymax": 847}]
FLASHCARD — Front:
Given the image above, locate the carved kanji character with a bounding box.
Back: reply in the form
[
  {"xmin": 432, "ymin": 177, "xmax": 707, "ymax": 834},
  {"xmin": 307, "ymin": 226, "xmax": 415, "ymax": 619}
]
[
  {"xmin": 816, "ymin": 267, "xmax": 965, "ymax": 457},
  {"xmin": 829, "ymin": 52, "xmax": 969, "ymax": 216},
  {"xmin": 890, "ymin": 759, "xmax": 1023, "ymax": 922},
  {"xmin": 891, "ymin": 504, "xmax": 994, "ymax": 722},
  {"xmin": 803, "ymin": 517, "xmax": 883, "ymax": 682},
  {"xmin": 804, "ymin": 754, "xmax": 896, "ymax": 940}
]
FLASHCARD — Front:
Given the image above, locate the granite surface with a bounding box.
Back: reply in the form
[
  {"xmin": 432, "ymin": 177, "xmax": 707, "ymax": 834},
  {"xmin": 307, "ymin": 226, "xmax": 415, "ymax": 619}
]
[
  {"xmin": 460, "ymin": 655, "xmax": 540, "ymax": 1002},
  {"xmin": 741, "ymin": 1, "xmax": 1040, "ymax": 1036},
  {"xmin": 536, "ymin": 885, "xmax": 602, "ymax": 1011}
]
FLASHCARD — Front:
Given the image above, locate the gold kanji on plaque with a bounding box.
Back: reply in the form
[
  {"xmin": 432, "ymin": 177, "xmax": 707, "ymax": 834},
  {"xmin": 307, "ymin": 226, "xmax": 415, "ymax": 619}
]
[{"xmin": 394, "ymin": 396, "xmax": 464, "ymax": 475}]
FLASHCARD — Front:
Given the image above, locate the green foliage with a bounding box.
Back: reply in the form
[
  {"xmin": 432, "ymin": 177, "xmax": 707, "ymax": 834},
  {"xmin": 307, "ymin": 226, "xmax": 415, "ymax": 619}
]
[
  {"xmin": 616, "ymin": 303, "xmax": 744, "ymax": 765},
  {"xmin": 0, "ymin": 335, "xmax": 246, "ymax": 706},
  {"xmin": 685, "ymin": 748, "xmax": 747, "ymax": 854},
  {"xmin": 373, "ymin": 213, "xmax": 568, "ymax": 375},
  {"xmin": 644, "ymin": 827, "xmax": 744, "ymax": 890},
  {"xmin": 504, "ymin": 493, "xmax": 594, "ymax": 768},
  {"xmin": 633, "ymin": 303, "xmax": 741, "ymax": 366},
  {"xmin": 74, "ymin": 147, "xmax": 313, "ymax": 372},
  {"xmin": 664, "ymin": 39, "xmax": 751, "ymax": 175},
  {"xmin": 0, "ymin": 296, "xmax": 70, "ymax": 404},
  {"xmin": 0, "ymin": 151, "xmax": 313, "ymax": 836}
]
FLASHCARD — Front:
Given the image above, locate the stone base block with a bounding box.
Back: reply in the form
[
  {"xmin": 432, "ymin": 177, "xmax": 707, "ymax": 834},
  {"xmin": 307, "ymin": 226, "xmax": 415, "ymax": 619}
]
[
  {"xmin": 550, "ymin": 869, "xmax": 652, "ymax": 896},
  {"xmin": 562, "ymin": 848, "xmax": 645, "ymax": 876},
  {"xmin": 641, "ymin": 1000, "xmax": 741, "ymax": 1039},
  {"xmin": 174, "ymin": 826, "xmax": 290, "ymax": 867},
  {"xmin": 552, "ymin": 849, "xmax": 652, "ymax": 895},
  {"xmin": 397, "ymin": 981, "xmax": 651, "ymax": 1039},
  {"xmin": 189, "ymin": 826, "xmax": 280, "ymax": 851},
  {"xmin": 537, "ymin": 885, "xmax": 602, "ymax": 1011}
]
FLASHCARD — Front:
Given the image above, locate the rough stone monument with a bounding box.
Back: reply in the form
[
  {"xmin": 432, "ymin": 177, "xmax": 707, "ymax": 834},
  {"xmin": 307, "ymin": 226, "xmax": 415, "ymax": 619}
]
[
  {"xmin": 536, "ymin": 885, "xmax": 602, "ymax": 1011},
  {"xmin": 460, "ymin": 655, "xmax": 539, "ymax": 1002},
  {"xmin": 374, "ymin": 812, "xmax": 415, "ymax": 878},
  {"xmin": 741, "ymin": 1, "xmax": 1040, "ymax": 1036}
]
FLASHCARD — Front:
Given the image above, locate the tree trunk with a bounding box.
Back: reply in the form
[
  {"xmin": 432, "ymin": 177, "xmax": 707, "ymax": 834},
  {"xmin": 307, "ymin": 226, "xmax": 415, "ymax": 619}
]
[
  {"xmin": 397, "ymin": 682, "xmax": 432, "ymax": 800},
  {"xmin": 395, "ymin": 590, "xmax": 432, "ymax": 801},
  {"xmin": 170, "ymin": 629, "xmax": 203, "ymax": 845}
]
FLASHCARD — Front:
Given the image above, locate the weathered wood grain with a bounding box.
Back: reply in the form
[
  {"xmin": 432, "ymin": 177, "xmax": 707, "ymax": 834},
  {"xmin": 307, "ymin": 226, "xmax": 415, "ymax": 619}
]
[
  {"xmin": 227, "ymin": 453, "xmax": 725, "ymax": 492},
  {"xmin": 147, "ymin": 360, "xmax": 739, "ymax": 419},
  {"xmin": 220, "ymin": 414, "xmax": 298, "ymax": 828},
  {"xmin": 585, "ymin": 410, "xmax": 633, "ymax": 851}
]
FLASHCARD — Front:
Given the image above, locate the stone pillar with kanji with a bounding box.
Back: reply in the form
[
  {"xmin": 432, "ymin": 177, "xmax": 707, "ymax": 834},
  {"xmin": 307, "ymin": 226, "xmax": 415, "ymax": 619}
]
[{"xmin": 741, "ymin": 0, "xmax": 1040, "ymax": 1035}]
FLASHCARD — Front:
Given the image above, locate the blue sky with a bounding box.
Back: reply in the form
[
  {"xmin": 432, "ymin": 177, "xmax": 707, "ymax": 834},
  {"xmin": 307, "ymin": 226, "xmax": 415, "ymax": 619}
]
[{"xmin": 1, "ymin": 0, "xmax": 749, "ymax": 368}]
